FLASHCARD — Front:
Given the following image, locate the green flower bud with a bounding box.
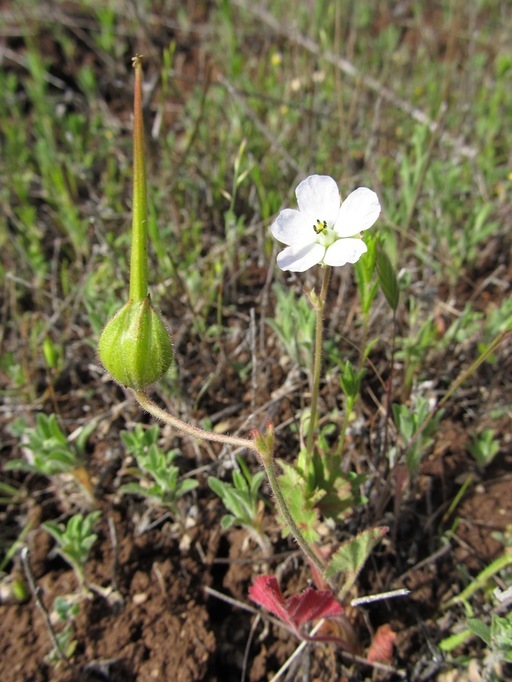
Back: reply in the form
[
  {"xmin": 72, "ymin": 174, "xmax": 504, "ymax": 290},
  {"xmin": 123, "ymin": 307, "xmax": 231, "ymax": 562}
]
[
  {"xmin": 98, "ymin": 296, "xmax": 173, "ymax": 390},
  {"xmin": 251, "ymin": 421, "xmax": 275, "ymax": 462}
]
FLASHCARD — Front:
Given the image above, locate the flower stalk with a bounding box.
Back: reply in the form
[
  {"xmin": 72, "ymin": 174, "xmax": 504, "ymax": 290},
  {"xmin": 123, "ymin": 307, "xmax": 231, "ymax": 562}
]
[{"xmin": 305, "ymin": 265, "xmax": 331, "ymax": 464}]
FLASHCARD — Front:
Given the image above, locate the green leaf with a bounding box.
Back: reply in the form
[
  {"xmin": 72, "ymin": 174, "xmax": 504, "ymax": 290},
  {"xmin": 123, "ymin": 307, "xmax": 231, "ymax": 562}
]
[
  {"xmin": 74, "ymin": 420, "xmax": 98, "ymax": 456},
  {"xmin": 221, "ymin": 515, "xmax": 236, "ymax": 530},
  {"xmin": 491, "ymin": 613, "xmax": 512, "ymax": 660},
  {"xmin": 4, "ymin": 459, "xmax": 35, "ymax": 473},
  {"xmin": 43, "ymin": 521, "xmax": 66, "ymax": 544},
  {"xmin": 339, "ymin": 361, "xmax": 366, "ymax": 399},
  {"xmin": 232, "ymin": 469, "xmax": 248, "ymax": 492},
  {"xmin": 325, "ymin": 526, "xmax": 388, "ymax": 594},
  {"xmin": 277, "ymin": 461, "xmax": 320, "ymax": 543},
  {"xmin": 376, "ymin": 245, "xmax": 399, "ymax": 311},
  {"xmin": 467, "ymin": 618, "xmax": 491, "ymax": 646},
  {"xmin": 43, "ymin": 511, "xmax": 101, "ymax": 578},
  {"xmin": 47, "ymin": 414, "xmax": 68, "ymax": 445},
  {"xmin": 208, "ymin": 459, "xmax": 265, "ymax": 531},
  {"xmin": 175, "ymin": 479, "xmax": 198, "ymax": 496},
  {"xmin": 439, "ymin": 629, "xmax": 473, "ymax": 652},
  {"xmin": 207, "ymin": 476, "xmax": 226, "ymax": 498},
  {"xmin": 119, "ymin": 482, "xmax": 147, "ymax": 496}
]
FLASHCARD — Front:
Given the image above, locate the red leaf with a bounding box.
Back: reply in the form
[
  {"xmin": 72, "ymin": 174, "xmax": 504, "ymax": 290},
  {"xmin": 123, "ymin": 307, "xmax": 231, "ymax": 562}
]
[
  {"xmin": 248, "ymin": 575, "xmax": 289, "ymax": 624},
  {"xmin": 287, "ymin": 587, "xmax": 343, "ymax": 626},
  {"xmin": 367, "ymin": 623, "xmax": 397, "ymax": 664},
  {"xmin": 249, "ymin": 575, "xmax": 343, "ymax": 635}
]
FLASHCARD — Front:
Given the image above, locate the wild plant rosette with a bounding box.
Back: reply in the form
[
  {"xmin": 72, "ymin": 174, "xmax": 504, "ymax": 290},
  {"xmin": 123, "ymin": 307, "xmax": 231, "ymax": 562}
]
[{"xmin": 271, "ymin": 174, "xmax": 381, "ymax": 272}]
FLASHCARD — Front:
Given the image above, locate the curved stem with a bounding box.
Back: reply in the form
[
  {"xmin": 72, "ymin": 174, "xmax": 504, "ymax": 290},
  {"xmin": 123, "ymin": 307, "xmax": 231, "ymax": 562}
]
[
  {"xmin": 133, "ymin": 390, "xmax": 325, "ymax": 576},
  {"xmin": 305, "ymin": 266, "xmax": 331, "ymax": 462},
  {"xmin": 133, "ymin": 389, "xmax": 258, "ymax": 453}
]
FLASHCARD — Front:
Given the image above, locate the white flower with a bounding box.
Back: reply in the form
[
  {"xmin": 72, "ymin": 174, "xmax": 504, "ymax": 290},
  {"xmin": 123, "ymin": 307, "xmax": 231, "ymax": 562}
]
[{"xmin": 271, "ymin": 174, "xmax": 381, "ymax": 272}]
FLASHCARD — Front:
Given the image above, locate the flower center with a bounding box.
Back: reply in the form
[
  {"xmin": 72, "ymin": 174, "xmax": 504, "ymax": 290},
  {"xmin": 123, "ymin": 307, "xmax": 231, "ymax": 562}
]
[
  {"xmin": 313, "ymin": 219, "xmax": 338, "ymax": 249},
  {"xmin": 313, "ymin": 219, "xmax": 328, "ymax": 234}
]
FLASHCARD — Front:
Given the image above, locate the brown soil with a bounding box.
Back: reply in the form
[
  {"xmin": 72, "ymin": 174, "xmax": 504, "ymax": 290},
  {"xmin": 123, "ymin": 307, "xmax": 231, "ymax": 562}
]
[{"xmin": 2, "ymin": 450, "xmax": 511, "ymax": 682}]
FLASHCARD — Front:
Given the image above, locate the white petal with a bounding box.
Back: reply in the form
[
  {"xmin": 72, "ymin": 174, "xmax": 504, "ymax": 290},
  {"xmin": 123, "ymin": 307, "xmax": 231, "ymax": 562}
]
[
  {"xmin": 334, "ymin": 187, "xmax": 381, "ymax": 237},
  {"xmin": 295, "ymin": 175, "xmax": 340, "ymax": 225},
  {"xmin": 271, "ymin": 209, "xmax": 315, "ymax": 247},
  {"xmin": 276, "ymin": 243, "xmax": 325, "ymax": 272},
  {"xmin": 323, "ymin": 238, "xmax": 367, "ymax": 266}
]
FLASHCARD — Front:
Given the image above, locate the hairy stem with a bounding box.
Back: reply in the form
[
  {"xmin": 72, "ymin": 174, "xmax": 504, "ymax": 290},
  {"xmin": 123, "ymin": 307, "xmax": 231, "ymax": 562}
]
[
  {"xmin": 259, "ymin": 450, "xmax": 326, "ymax": 577},
  {"xmin": 133, "ymin": 390, "xmax": 258, "ymax": 453}
]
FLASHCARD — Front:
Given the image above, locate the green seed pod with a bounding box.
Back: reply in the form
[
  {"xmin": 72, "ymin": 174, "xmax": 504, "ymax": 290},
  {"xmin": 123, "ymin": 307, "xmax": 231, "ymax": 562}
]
[{"xmin": 98, "ymin": 296, "xmax": 173, "ymax": 390}]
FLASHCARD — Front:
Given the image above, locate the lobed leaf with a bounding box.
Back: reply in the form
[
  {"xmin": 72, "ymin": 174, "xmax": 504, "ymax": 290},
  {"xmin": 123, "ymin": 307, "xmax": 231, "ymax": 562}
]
[{"xmin": 325, "ymin": 526, "xmax": 388, "ymax": 592}]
